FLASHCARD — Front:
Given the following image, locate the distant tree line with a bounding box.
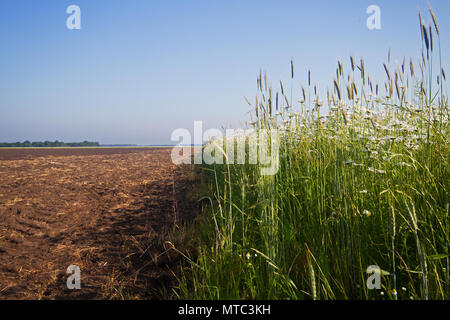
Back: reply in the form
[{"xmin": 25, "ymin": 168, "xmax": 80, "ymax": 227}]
[{"xmin": 0, "ymin": 140, "xmax": 100, "ymax": 148}]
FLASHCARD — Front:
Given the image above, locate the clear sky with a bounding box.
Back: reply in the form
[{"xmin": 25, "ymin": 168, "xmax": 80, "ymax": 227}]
[{"xmin": 0, "ymin": 0, "xmax": 448, "ymax": 145}]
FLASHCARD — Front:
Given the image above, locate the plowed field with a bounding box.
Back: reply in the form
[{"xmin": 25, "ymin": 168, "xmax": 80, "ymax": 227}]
[{"xmin": 0, "ymin": 148, "xmax": 195, "ymax": 299}]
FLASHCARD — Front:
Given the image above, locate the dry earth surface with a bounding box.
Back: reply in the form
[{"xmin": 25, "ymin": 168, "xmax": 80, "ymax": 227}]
[{"xmin": 0, "ymin": 148, "xmax": 197, "ymax": 299}]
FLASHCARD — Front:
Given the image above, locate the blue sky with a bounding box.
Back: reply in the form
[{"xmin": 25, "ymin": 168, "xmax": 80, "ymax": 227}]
[{"xmin": 0, "ymin": 0, "xmax": 448, "ymax": 145}]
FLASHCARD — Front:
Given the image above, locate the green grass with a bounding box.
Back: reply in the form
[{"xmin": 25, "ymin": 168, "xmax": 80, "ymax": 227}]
[{"xmin": 173, "ymin": 8, "xmax": 449, "ymax": 300}]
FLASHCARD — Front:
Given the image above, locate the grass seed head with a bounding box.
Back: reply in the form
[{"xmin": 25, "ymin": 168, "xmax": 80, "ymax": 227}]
[
  {"xmin": 428, "ymin": 3, "xmax": 440, "ymax": 36},
  {"xmin": 423, "ymin": 25, "xmax": 429, "ymax": 52}
]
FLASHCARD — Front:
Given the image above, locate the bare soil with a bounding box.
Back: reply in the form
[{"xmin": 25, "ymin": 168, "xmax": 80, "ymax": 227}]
[{"xmin": 0, "ymin": 148, "xmax": 197, "ymax": 299}]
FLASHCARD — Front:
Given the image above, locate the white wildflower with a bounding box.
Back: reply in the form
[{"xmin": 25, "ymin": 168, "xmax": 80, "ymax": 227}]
[{"xmin": 368, "ymin": 167, "xmax": 386, "ymax": 174}]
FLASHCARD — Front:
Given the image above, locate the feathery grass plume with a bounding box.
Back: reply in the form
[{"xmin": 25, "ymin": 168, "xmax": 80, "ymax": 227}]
[
  {"xmin": 284, "ymin": 93, "xmax": 290, "ymax": 106},
  {"xmin": 402, "ymin": 57, "xmax": 406, "ymax": 74},
  {"xmin": 280, "ymin": 80, "xmax": 284, "ymax": 95},
  {"xmin": 376, "ymin": 83, "xmax": 379, "ymax": 95},
  {"xmin": 340, "ymin": 106, "xmax": 347, "ymax": 124},
  {"xmin": 383, "ymin": 63, "xmax": 391, "ymax": 80},
  {"xmin": 308, "ymin": 257, "xmax": 317, "ymax": 300},
  {"xmin": 442, "ymin": 68, "xmax": 446, "ymax": 81},
  {"xmin": 258, "ymin": 70, "xmax": 263, "ymax": 91},
  {"xmin": 302, "ymin": 86, "xmax": 306, "ymax": 102},
  {"xmin": 429, "ymin": 24, "xmax": 433, "ymax": 52},
  {"xmin": 308, "ymin": 70, "xmax": 311, "ymax": 86},
  {"xmin": 362, "ymin": 86, "xmax": 367, "ymax": 103},
  {"xmin": 400, "ymin": 71, "xmax": 404, "ymax": 84},
  {"xmin": 255, "ymin": 95, "xmax": 258, "ymax": 118},
  {"xmin": 260, "ymin": 100, "xmax": 267, "ymax": 116},
  {"xmin": 396, "ymin": 66, "xmax": 403, "ymax": 83},
  {"xmin": 410, "ymin": 58, "xmax": 415, "ymax": 77},
  {"xmin": 346, "ymin": 84, "xmax": 352, "ymax": 100},
  {"xmin": 395, "ymin": 78, "xmax": 400, "ymax": 100},
  {"xmin": 388, "ymin": 48, "xmax": 391, "ymax": 63},
  {"xmin": 264, "ymin": 72, "xmax": 268, "ymax": 91},
  {"xmin": 269, "ymin": 87, "xmax": 272, "ymax": 115},
  {"xmin": 389, "ymin": 78, "xmax": 393, "ymax": 97},
  {"xmin": 385, "ymin": 80, "xmax": 392, "ymax": 99},
  {"xmin": 418, "ymin": 9, "xmax": 424, "ymax": 41},
  {"xmin": 360, "ymin": 58, "xmax": 365, "ymax": 82},
  {"xmin": 291, "ymin": 58, "xmax": 294, "ymax": 79},
  {"xmin": 389, "ymin": 206, "xmax": 396, "ymax": 239},
  {"xmin": 314, "ymin": 85, "xmax": 317, "ymax": 96},
  {"xmin": 352, "ymin": 81, "xmax": 357, "ymax": 97},
  {"xmin": 428, "ymin": 3, "xmax": 440, "ymax": 36},
  {"xmin": 276, "ymin": 92, "xmax": 279, "ymax": 110},
  {"xmin": 333, "ymin": 79, "xmax": 341, "ymax": 100},
  {"xmin": 350, "ymin": 56, "xmax": 355, "ymax": 71},
  {"xmin": 338, "ymin": 60, "xmax": 343, "ymax": 77},
  {"xmin": 423, "ymin": 25, "xmax": 429, "ymax": 52}
]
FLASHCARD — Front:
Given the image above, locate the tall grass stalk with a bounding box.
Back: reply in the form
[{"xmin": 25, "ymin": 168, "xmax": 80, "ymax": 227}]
[{"xmin": 175, "ymin": 7, "xmax": 449, "ymax": 300}]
